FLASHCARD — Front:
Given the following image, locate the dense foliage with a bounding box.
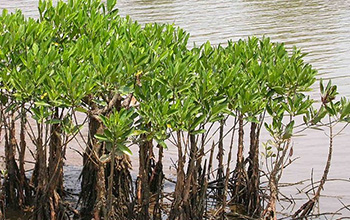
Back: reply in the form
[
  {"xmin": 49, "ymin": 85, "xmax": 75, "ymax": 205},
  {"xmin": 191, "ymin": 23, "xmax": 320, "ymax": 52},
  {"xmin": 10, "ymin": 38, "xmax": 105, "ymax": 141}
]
[{"xmin": 1, "ymin": 0, "xmax": 349, "ymax": 219}]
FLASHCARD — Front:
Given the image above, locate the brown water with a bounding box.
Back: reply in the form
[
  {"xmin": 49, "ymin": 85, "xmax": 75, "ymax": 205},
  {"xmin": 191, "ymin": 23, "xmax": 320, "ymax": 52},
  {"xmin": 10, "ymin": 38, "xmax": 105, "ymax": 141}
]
[{"xmin": 1, "ymin": 0, "xmax": 350, "ymax": 218}]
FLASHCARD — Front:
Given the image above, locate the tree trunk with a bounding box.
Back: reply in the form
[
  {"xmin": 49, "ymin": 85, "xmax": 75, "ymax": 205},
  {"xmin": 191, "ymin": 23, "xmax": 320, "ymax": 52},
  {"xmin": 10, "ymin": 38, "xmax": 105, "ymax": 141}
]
[
  {"xmin": 111, "ymin": 154, "xmax": 133, "ymax": 219},
  {"xmin": 94, "ymin": 160, "xmax": 107, "ymax": 220},
  {"xmin": 170, "ymin": 132, "xmax": 203, "ymax": 220},
  {"xmin": 137, "ymin": 137, "xmax": 152, "ymax": 220},
  {"xmin": 80, "ymin": 115, "xmax": 105, "ymax": 220},
  {"xmin": 169, "ymin": 131, "xmax": 185, "ymax": 220},
  {"xmin": 107, "ymin": 146, "xmax": 116, "ymax": 219},
  {"xmin": 33, "ymin": 123, "xmax": 50, "ymax": 220},
  {"xmin": 46, "ymin": 108, "xmax": 65, "ymax": 219},
  {"xmin": 19, "ymin": 105, "xmax": 33, "ymax": 206},
  {"xmin": 216, "ymin": 120, "xmax": 224, "ymax": 204},
  {"xmin": 293, "ymin": 117, "xmax": 334, "ymax": 219},
  {"xmin": 233, "ymin": 113, "xmax": 247, "ymax": 206},
  {"xmin": 152, "ymin": 145, "xmax": 164, "ymax": 220},
  {"xmin": 263, "ymin": 177, "xmax": 277, "ymax": 220},
  {"xmin": 247, "ymin": 122, "xmax": 261, "ymax": 215},
  {"xmin": 263, "ymin": 139, "xmax": 291, "ymax": 220},
  {"xmin": 81, "ymin": 113, "xmax": 133, "ymax": 220},
  {"xmin": 4, "ymin": 114, "xmax": 20, "ymax": 209},
  {"xmin": 182, "ymin": 134, "xmax": 197, "ymax": 219}
]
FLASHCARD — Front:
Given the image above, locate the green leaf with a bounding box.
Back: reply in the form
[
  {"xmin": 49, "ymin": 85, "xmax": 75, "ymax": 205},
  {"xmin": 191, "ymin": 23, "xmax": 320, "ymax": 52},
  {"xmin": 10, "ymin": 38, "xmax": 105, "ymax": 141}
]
[
  {"xmin": 266, "ymin": 104, "xmax": 273, "ymax": 116},
  {"xmin": 190, "ymin": 114, "xmax": 206, "ymax": 130},
  {"xmin": 272, "ymin": 86, "xmax": 284, "ymax": 95},
  {"xmin": 246, "ymin": 116, "xmax": 259, "ymax": 123},
  {"xmin": 35, "ymin": 101, "xmax": 51, "ymax": 107},
  {"xmin": 52, "ymin": 100, "xmax": 68, "ymax": 107},
  {"xmin": 31, "ymin": 107, "xmax": 41, "ymax": 118},
  {"xmin": 95, "ymin": 134, "xmax": 110, "ymax": 142},
  {"xmin": 131, "ymin": 130, "xmax": 147, "ymax": 136},
  {"xmin": 264, "ymin": 122, "xmax": 273, "ymax": 135},
  {"xmin": 0, "ymin": 94, "xmax": 8, "ymax": 105},
  {"xmin": 325, "ymin": 105, "xmax": 335, "ymax": 116},
  {"xmin": 312, "ymin": 107, "xmax": 327, "ymax": 124},
  {"xmin": 282, "ymin": 120, "xmax": 294, "ymax": 140},
  {"xmin": 99, "ymin": 115, "xmax": 108, "ymax": 127},
  {"xmin": 118, "ymin": 86, "xmax": 133, "ymax": 95},
  {"xmin": 104, "ymin": 129, "xmax": 113, "ymax": 140},
  {"xmin": 33, "ymin": 43, "xmax": 39, "ymax": 56},
  {"xmin": 342, "ymin": 117, "xmax": 350, "ymax": 123},
  {"xmin": 325, "ymin": 80, "xmax": 332, "ymax": 92},
  {"xmin": 19, "ymin": 56, "xmax": 27, "ymax": 67},
  {"xmin": 45, "ymin": 119, "xmax": 61, "ymax": 124},
  {"xmin": 320, "ymin": 79, "xmax": 324, "ymax": 94},
  {"xmin": 72, "ymin": 125, "xmax": 83, "ymax": 134},
  {"xmin": 156, "ymin": 139, "xmax": 167, "ymax": 149},
  {"xmin": 75, "ymin": 106, "xmax": 88, "ymax": 113},
  {"xmin": 209, "ymin": 114, "xmax": 224, "ymax": 123},
  {"xmin": 340, "ymin": 102, "xmax": 350, "ymax": 119},
  {"xmin": 191, "ymin": 129, "xmax": 206, "ymax": 135},
  {"xmin": 118, "ymin": 145, "xmax": 132, "ymax": 156},
  {"xmin": 211, "ymin": 103, "xmax": 227, "ymax": 116},
  {"xmin": 107, "ymin": 0, "xmax": 117, "ymax": 11}
]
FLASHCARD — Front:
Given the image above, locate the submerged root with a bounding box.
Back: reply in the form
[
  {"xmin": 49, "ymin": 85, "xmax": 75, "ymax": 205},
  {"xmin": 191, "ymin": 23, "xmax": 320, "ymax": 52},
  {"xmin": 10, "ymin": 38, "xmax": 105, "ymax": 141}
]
[
  {"xmin": 292, "ymin": 198, "xmax": 315, "ymax": 219},
  {"xmin": 33, "ymin": 189, "xmax": 69, "ymax": 220},
  {"xmin": 111, "ymin": 155, "xmax": 133, "ymax": 219}
]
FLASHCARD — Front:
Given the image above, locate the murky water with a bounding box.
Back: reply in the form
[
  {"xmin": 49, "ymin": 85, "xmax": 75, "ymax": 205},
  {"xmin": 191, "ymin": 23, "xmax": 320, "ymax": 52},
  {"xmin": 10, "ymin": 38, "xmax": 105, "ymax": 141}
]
[{"xmin": 1, "ymin": 0, "xmax": 350, "ymax": 218}]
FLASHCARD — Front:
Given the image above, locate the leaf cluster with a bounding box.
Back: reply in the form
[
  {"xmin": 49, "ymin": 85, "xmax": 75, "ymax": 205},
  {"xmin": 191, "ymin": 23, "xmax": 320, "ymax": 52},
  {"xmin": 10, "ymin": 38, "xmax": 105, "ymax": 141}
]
[{"xmin": 2, "ymin": 0, "xmax": 346, "ymax": 156}]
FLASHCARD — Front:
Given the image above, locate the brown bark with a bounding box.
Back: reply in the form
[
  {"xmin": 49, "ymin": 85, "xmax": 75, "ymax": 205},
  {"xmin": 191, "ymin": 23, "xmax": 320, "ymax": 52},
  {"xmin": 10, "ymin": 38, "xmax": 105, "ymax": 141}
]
[
  {"xmin": 107, "ymin": 146, "xmax": 116, "ymax": 219},
  {"xmin": 190, "ymin": 133, "xmax": 206, "ymax": 220},
  {"xmin": 137, "ymin": 137, "xmax": 152, "ymax": 220},
  {"xmin": 233, "ymin": 114, "xmax": 247, "ymax": 206},
  {"xmin": 32, "ymin": 108, "xmax": 68, "ymax": 220},
  {"xmin": 263, "ymin": 139, "xmax": 291, "ymax": 220},
  {"xmin": 169, "ymin": 131, "xmax": 185, "ymax": 220},
  {"xmin": 222, "ymin": 117, "xmax": 238, "ymax": 218},
  {"xmin": 105, "ymin": 149, "xmax": 134, "ymax": 220},
  {"xmin": 81, "ymin": 93, "xmax": 127, "ymax": 219},
  {"xmin": 170, "ymin": 132, "xmax": 204, "ymax": 220},
  {"xmin": 194, "ymin": 129, "xmax": 207, "ymax": 219},
  {"xmin": 45, "ymin": 109, "xmax": 65, "ymax": 219},
  {"xmin": 81, "ymin": 104, "xmax": 133, "ymax": 219},
  {"xmin": 247, "ymin": 122, "xmax": 261, "ymax": 215},
  {"xmin": 182, "ymin": 134, "xmax": 197, "ymax": 219},
  {"xmin": 152, "ymin": 145, "xmax": 164, "ymax": 220},
  {"xmin": 4, "ymin": 114, "xmax": 20, "ymax": 208},
  {"xmin": 18, "ymin": 106, "xmax": 27, "ymax": 207},
  {"xmin": 0, "ymin": 175, "xmax": 4, "ymax": 219},
  {"xmin": 33, "ymin": 122, "xmax": 50, "ymax": 220},
  {"xmin": 111, "ymin": 155, "xmax": 133, "ymax": 219},
  {"xmin": 94, "ymin": 161, "xmax": 107, "ymax": 220},
  {"xmin": 263, "ymin": 180, "xmax": 277, "ymax": 220},
  {"xmin": 80, "ymin": 115, "xmax": 105, "ymax": 219},
  {"xmin": 48, "ymin": 110, "xmax": 63, "ymax": 192},
  {"xmin": 236, "ymin": 114, "xmax": 244, "ymax": 172},
  {"xmin": 3, "ymin": 106, "xmax": 33, "ymax": 211},
  {"xmin": 216, "ymin": 120, "xmax": 224, "ymax": 204},
  {"xmin": 293, "ymin": 117, "xmax": 334, "ymax": 219},
  {"xmin": 0, "ymin": 102, "xmax": 3, "ymax": 218}
]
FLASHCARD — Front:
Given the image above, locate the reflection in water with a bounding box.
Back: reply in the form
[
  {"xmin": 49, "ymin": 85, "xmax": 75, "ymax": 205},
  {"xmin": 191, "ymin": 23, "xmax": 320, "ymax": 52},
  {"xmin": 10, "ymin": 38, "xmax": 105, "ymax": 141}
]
[{"xmin": 1, "ymin": 0, "xmax": 350, "ymax": 216}]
